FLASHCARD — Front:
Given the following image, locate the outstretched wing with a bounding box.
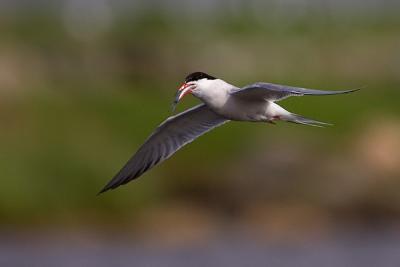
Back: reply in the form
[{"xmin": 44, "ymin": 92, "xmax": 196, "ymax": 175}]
[
  {"xmin": 230, "ymin": 82, "xmax": 360, "ymax": 102},
  {"xmin": 99, "ymin": 104, "xmax": 228, "ymax": 194}
]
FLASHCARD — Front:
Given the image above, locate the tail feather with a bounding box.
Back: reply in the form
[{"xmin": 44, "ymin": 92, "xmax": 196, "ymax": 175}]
[{"xmin": 284, "ymin": 113, "xmax": 332, "ymax": 127}]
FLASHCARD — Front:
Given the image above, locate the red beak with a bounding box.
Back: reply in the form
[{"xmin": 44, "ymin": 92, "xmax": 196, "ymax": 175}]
[
  {"xmin": 175, "ymin": 83, "xmax": 192, "ymax": 102},
  {"xmin": 172, "ymin": 83, "xmax": 193, "ymax": 112},
  {"xmin": 179, "ymin": 82, "xmax": 189, "ymax": 91}
]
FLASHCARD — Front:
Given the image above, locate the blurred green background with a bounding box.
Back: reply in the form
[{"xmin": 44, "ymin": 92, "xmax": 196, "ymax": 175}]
[{"xmin": 1, "ymin": 0, "xmax": 400, "ymax": 265}]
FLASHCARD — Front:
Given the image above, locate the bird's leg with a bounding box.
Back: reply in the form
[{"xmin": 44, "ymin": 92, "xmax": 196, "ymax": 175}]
[{"xmin": 267, "ymin": 115, "xmax": 281, "ymax": 124}]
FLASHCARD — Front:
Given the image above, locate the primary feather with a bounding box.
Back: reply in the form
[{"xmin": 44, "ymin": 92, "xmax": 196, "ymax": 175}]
[
  {"xmin": 231, "ymin": 82, "xmax": 360, "ymax": 102},
  {"xmin": 99, "ymin": 104, "xmax": 227, "ymax": 194}
]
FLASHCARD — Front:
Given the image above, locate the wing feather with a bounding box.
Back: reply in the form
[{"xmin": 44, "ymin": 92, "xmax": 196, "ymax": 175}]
[
  {"xmin": 230, "ymin": 82, "xmax": 360, "ymax": 102},
  {"xmin": 99, "ymin": 104, "xmax": 228, "ymax": 193}
]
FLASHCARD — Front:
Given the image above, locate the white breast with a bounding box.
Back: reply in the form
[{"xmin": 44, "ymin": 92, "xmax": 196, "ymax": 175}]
[
  {"xmin": 195, "ymin": 79, "xmax": 287, "ymax": 122},
  {"xmin": 195, "ymin": 79, "xmax": 233, "ymax": 110}
]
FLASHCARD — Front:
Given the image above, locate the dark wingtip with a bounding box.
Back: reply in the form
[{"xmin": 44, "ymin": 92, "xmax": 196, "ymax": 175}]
[
  {"xmin": 97, "ymin": 178, "xmax": 121, "ymax": 195},
  {"xmin": 345, "ymin": 86, "xmax": 365, "ymax": 93},
  {"xmin": 323, "ymin": 87, "xmax": 363, "ymax": 95},
  {"xmin": 97, "ymin": 185, "xmax": 111, "ymax": 196},
  {"xmin": 97, "ymin": 172, "xmax": 136, "ymax": 196},
  {"xmin": 339, "ymin": 85, "xmax": 366, "ymax": 94}
]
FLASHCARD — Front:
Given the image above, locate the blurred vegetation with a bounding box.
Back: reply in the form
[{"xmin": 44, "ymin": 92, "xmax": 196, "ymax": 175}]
[{"xmin": 0, "ymin": 9, "xmax": 399, "ymax": 231}]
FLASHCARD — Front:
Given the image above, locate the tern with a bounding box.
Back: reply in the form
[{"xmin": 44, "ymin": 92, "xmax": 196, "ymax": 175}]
[{"xmin": 99, "ymin": 72, "xmax": 358, "ymax": 194}]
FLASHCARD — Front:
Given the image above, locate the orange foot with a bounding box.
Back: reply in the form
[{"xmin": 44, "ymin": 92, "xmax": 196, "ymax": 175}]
[{"xmin": 268, "ymin": 116, "xmax": 281, "ymax": 124}]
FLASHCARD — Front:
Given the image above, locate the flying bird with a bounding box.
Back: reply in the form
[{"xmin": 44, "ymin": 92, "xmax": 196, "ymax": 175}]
[{"xmin": 99, "ymin": 72, "xmax": 358, "ymax": 194}]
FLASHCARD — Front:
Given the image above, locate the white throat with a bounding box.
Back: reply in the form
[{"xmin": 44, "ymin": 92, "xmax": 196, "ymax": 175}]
[{"xmin": 193, "ymin": 79, "xmax": 235, "ymax": 110}]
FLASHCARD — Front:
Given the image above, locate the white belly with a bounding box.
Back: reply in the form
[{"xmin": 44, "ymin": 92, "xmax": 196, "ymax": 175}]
[
  {"xmin": 211, "ymin": 97, "xmax": 279, "ymax": 122},
  {"xmin": 195, "ymin": 80, "xmax": 290, "ymax": 122}
]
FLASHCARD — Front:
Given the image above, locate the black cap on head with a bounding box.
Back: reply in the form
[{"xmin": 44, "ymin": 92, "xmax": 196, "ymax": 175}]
[{"xmin": 185, "ymin": 72, "xmax": 216, "ymax": 83}]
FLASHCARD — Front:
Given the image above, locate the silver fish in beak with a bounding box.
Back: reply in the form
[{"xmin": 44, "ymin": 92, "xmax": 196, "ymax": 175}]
[{"xmin": 172, "ymin": 82, "xmax": 193, "ymax": 112}]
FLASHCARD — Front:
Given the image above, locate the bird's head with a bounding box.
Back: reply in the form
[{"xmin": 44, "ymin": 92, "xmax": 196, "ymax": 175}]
[{"xmin": 172, "ymin": 72, "xmax": 217, "ymax": 111}]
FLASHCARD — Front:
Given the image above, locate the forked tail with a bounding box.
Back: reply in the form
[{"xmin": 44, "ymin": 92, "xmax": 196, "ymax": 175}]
[{"xmin": 283, "ymin": 113, "xmax": 332, "ymax": 127}]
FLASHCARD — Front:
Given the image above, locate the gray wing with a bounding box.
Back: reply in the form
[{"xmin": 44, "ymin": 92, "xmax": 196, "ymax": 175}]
[
  {"xmin": 230, "ymin": 82, "xmax": 360, "ymax": 102},
  {"xmin": 99, "ymin": 104, "xmax": 228, "ymax": 194}
]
